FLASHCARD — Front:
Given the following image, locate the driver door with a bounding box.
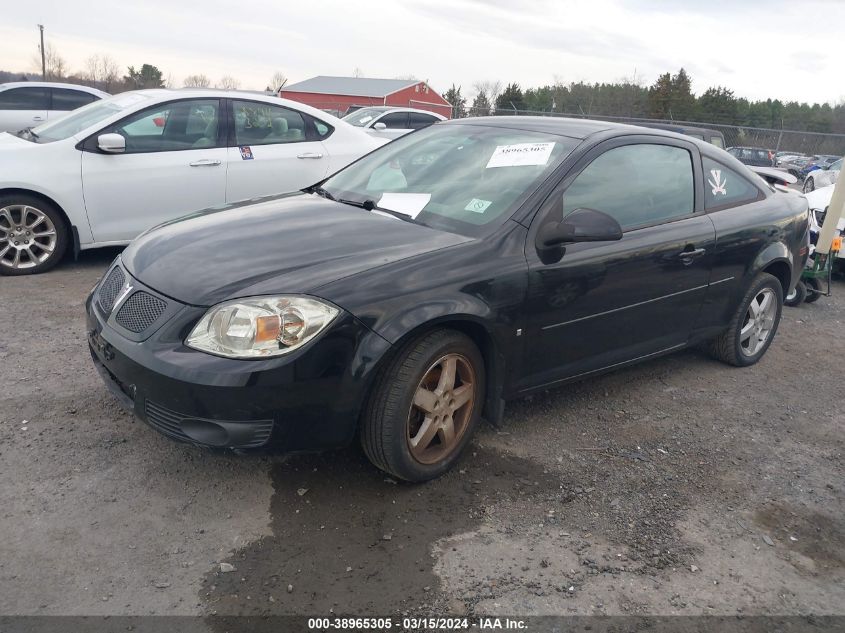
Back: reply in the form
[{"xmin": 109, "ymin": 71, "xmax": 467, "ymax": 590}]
[
  {"xmin": 81, "ymin": 98, "xmax": 228, "ymax": 243},
  {"xmin": 521, "ymin": 137, "xmax": 715, "ymax": 390}
]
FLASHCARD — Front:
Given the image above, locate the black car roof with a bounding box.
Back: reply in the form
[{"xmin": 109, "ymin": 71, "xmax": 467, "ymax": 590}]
[{"xmin": 442, "ymin": 116, "xmax": 640, "ymax": 139}]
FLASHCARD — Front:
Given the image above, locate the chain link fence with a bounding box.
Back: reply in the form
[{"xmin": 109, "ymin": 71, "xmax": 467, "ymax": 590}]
[{"xmin": 460, "ymin": 107, "xmax": 845, "ymax": 157}]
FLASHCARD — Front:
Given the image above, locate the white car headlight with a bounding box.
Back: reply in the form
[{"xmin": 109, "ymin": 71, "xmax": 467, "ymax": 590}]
[{"xmin": 186, "ymin": 296, "xmax": 339, "ymax": 359}]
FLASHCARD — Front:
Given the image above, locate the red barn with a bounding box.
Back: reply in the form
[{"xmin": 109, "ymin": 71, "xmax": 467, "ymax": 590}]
[{"xmin": 280, "ymin": 76, "xmax": 451, "ymax": 118}]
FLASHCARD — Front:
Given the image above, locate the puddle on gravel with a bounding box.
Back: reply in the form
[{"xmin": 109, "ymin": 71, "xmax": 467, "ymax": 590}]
[
  {"xmin": 753, "ymin": 502, "xmax": 845, "ymax": 572},
  {"xmin": 201, "ymin": 445, "xmax": 560, "ymax": 615}
]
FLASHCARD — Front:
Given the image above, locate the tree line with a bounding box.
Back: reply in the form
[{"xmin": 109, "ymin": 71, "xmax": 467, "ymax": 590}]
[
  {"xmin": 4, "ymin": 47, "xmax": 842, "ymax": 135},
  {"xmin": 443, "ymin": 69, "xmax": 845, "ymax": 134},
  {"xmin": 1, "ymin": 44, "xmax": 286, "ymax": 95}
]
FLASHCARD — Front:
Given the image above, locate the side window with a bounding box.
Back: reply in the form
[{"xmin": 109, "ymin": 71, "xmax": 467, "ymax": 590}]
[
  {"xmin": 407, "ymin": 113, "xmax": 438, "ymax": 130},
  {"xmin": 0, "ymin": 87, "xmax": 49, "ymax": 110},
  {"xmin": 377, "ymin": 112, "xmax": 409, "ymax": 129},
  {"xmin": 51, "ymin": 89, "xmax": 97, "ymax": 111},
  {"xmin": 703, "ymin": 157, "xmax": 760, "ymax": 209},
  {"xmin": 309, "ymin": 115, "xmax": 333, "ymax": 139},
  {"xmin": 106, "ymin": 99, "xmax": 220, "ymax": 152},
  {"xmin": 233, "ymin": 100, "xmax": 307, "ymax": 145},
  {"xmin": 562, "ymin": 144, "xmax": 694, "ymax": 230}
]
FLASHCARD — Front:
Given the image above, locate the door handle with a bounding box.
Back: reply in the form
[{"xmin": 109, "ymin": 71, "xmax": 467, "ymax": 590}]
[
  {"xmin": 297, "ymin": 152, "xmax": 323, "ymax": 159},
  {"xmin": 189, "ymin": 159, "xmax": 222, "ymax": 167},
  {"xmin": 32, "ymin": 116, "xmax": 44, "ymax": 121},
  {"xmin": 678, "ymin": 246, "xmax": 706, "ymax": 264}
]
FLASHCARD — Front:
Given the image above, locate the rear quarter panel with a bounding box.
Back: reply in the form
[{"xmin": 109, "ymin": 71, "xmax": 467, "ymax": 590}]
[{"xmin": 695, "ymin": 192, "xmax": 808, "ymax": 334}]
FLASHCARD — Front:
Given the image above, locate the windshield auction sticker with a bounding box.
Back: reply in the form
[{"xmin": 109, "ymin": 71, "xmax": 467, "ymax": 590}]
[{"xmin": 486, "ymin": 142, "xmax": 555, "ymax": 168}]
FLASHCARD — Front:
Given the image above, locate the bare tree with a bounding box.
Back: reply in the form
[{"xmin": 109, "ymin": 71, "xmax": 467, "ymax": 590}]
[
  {"xmin": 352, "ymin": 67, "xmax": 364, "ymax": 78},
  {"xmin": 269, "ymin": 70, "xmax": 287, "ymax": 92},
  {"xmin": 84, "ymin": 54, "xmax": 121, "ymax": 92},
  {"xmin": 183, "ymin": 74, "xmax": 211, "ymax": 88},
  {"xmin": 473, "ymin": 80, "xmax": 502, "ymax": 112},
  {"xmin": 33, "ymin": 42, "xmax": 66, "ymax": 80},
  {"xmin": 218, "ymin": 75, "xmax": 241, "ymax": 90}
]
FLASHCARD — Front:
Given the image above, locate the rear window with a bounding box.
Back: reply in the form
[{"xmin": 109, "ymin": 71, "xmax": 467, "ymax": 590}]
[{"xmin": 52, "ymin": 88, "xmax": 98, "ymax": 110}]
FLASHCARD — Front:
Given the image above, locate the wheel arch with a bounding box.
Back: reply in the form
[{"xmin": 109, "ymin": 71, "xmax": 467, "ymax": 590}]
[
  {"xmin": 760, "ymin": 258, "xmax": 792, "ymax": 297},
  {"xmin": 0, "ymin": 187, "xmax": 74, "ymax": 237},
  {"xmin": 364, "ymin": 314, "xmax": 507, "ymax": 427}
]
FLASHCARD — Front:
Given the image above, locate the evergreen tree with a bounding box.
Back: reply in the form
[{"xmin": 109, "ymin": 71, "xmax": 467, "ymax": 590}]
[{"xmin": 443, "ymin": 84, "xmax": 467, "ymax": 118}]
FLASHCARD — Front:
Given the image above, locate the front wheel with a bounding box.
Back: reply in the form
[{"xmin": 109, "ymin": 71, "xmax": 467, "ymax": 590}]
[
  {"xmin": 803, "ymin": 177, "xmax": 815, "ymax": 193},
  {"xmin": 360, "ymin": 330, "xmax": 485, "ymax": 482},
  {"xmin": 784, "ymin": 280, "xmax": 806, "ymax": 306},
  {"xmin": 0, "ymin": 195, "xmax": 68, "ymax": 275},
  {"xmin": 708, "ymin": 273, "xmax": 783, "ymax": 367}
]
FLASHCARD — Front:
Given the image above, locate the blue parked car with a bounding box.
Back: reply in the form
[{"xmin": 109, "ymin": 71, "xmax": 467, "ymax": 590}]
[{"xmin": 800, "ymin": 155, "xmax": 840, "ymax": 179}]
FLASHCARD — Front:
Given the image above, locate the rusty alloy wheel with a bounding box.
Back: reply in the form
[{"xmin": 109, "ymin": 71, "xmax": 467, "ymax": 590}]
[{"xmin": 407, "ymin": 353, "xmax": 476, "ymax": 464}]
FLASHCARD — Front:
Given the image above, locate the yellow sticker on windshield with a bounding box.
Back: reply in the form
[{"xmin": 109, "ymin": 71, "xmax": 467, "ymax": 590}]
[{"xmin": 465, "ymin": 198, "xmax": 492, "ymax": 213}]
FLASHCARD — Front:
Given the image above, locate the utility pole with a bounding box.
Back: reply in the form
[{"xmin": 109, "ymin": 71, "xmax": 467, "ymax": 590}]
[{"xmin": 37, "ymin": 24, "xmax": 45, "ymax": 80}]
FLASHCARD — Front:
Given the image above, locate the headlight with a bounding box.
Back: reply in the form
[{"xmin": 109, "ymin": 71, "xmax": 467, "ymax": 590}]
[{"xmin": 186, "ymin": 296, "xmax": 339, "ymax": 359}]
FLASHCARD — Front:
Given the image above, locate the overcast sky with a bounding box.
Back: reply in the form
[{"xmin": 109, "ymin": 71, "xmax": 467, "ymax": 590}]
[{"xmin": 2, "ymin": 0, "xmax": 842, "ymax": 105}]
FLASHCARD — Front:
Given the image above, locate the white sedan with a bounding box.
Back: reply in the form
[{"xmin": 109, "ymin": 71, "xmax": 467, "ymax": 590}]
[
  {"xmin": 341, "ymin": 107, "xmax": 446, "ymax": 140},
  {"xmin": 0, "ymin": 81, "xmax": 110, "ymax": 132},
  {"xmin": 0, "ymin": 89, "xmax": 384, "ymax": 274},
  {"xmin": 803, "ymin": 157, "xmax": 841, "ymax": 193}
]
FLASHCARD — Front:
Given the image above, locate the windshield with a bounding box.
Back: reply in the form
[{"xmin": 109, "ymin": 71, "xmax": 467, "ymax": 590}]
[
  {"xmin": 321, "ymin": 123, "xmax": 580, "ymax": 236},
  {"xmin": 27, "ymin": 92, "xmax": 151, "ymax": 143},
  {"xmin": 342, "ymin": 108, "xmax": 388, "ymax": 127}
]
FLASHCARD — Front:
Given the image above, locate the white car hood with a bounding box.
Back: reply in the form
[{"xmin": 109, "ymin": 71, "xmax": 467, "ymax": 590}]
[
  {"xmin": 0, "ymin": 131, "xmax": 32, "ymax": 148},
  {"xmin": 806, "ymin": 185, "xmax": 844, "ymax": 231}
]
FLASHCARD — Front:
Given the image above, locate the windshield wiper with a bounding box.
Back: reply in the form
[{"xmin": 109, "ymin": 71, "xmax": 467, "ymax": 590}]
[
  {"xmin": 336, "ymin": 197, "xmax": 419, "ymax": 224},
  {"xmin": 15, "ymin": 128, "xmax": 37, "ymax": 142},
  {"xmin": 306, "ymin": 185, "xmax": 336, "ymax": 201}
]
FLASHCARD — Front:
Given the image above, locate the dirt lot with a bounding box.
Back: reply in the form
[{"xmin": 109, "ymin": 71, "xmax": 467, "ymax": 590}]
[{"xmin": 1, "ymin": 249, "xmax": 843, "ymax": 619}]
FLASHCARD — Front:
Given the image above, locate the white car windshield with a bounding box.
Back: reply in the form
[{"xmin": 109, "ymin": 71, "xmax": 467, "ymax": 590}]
[
  {"xmin": 321, "ymin": 123, "xmax": 579, "ymax": 237},
  {"xmin": 342, "ymin": 108, "xmax": 388, "ymax": 127},
  {"xmin": 27, "ymin": 93, "xmax": 152, "ymax": 143}
]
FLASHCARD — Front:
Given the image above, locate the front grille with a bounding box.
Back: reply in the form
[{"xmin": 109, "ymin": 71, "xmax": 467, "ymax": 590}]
[
  {"xmin": 144, "ymin": 400, "xmax": 274, "ymax": 448},
  {"xmin": 115, "ymin": 291, "xmax": 167, "ymax": 333},
  {"xmin": 97, "ymin": 266, "xmax": 125, "ymax": 313}
]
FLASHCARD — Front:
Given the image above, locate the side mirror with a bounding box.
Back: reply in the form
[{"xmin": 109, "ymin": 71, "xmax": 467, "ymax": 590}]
[
  {"xmin": 97, "ymin": 133, "xmax": 125, "ymax": 154},
  {"xmin": 373, "ymin": 122, "xmax": 387, "ymax": 131},
  {"xmin": 537, "ymin": 208, "xmax": 623, "ymax": 250}
]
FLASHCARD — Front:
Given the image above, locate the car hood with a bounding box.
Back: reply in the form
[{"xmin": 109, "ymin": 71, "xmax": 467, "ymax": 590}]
[
  {"xmin": 0, "ymin": 132, "xmax": 34, "ymax": 149},
  {"xmin": 122, "ymin": 193, "xmax": 472, "ymax": 307},
  {"xmin": 805, "ymin": 184, "xmax": 834, "ymax": 211}
]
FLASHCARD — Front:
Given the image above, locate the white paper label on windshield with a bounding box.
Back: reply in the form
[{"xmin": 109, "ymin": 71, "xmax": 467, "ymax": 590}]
[
  {"xmin": 378, "ymin": 192, "xmax": 431, "ymax": 218},
  {"xmin": 486, "ymin": 142, "xmax": 555, "ymax": 169},
  {"xmin": 465, "ymin": 198, "xmax": 492, "ymax": 213}
]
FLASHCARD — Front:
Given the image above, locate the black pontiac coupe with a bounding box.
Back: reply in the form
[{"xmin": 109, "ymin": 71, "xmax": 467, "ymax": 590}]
[{"xmin": 87, "ymin": 117, "xmax": 809, "ymax": 481}]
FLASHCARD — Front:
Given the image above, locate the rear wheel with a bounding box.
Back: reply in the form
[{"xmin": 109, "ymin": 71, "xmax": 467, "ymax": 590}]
[
  {"xmin": 784, "ymin": 280, "xmax": 806, "ymax": 306},
  {"xmin": 0, "ymin": 195, "xmax": 68, "ymax": 275},
  {"xmin": 360, "ymin": 330, "xmax": 485, "ymax": 482},
  {"xmin": 804, "ymin": 277, "xmax": 823, "ymax": 303},
  {"xmin": 709, "ymin": 273, "xmax": 783, "ymax": 367},
  {"xmin": 803, "ymin": 177, "xmax": 815, "ymax": 193}
]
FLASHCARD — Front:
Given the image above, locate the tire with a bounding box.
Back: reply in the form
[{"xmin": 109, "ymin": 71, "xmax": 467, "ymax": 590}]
[
  {"xmin": 784, "ymin": 280, "xmax": 806, "ymax": 307},
  {"xmin": 0, "ymin": 194, "xmax": 68, "ymax": 275},
  {"xmin": 360, "ymin": 329, "xmax": 485, "ymax": 482},
  {"xmin": 709, "ymin": 272, "xmax": 783, "ymax": 367},
  {"xmin": 803, "ymin": 177, "xmax": 815, "ymax": 193},
  {"xmin": 804, "ymin": 277, "xmax": 822, "ymax": 303}
]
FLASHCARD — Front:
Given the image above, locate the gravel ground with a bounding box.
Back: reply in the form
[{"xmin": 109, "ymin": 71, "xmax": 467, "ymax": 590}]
[{"xmin": 0, "ymin": 249, "xmax": 843, "ymax": 618}]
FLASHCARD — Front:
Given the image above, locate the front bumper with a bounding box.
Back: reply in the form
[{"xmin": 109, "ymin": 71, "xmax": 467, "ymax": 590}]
[{"xmin": 85, "ymin": 264, "xmax": 391, "ymax": 451}]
